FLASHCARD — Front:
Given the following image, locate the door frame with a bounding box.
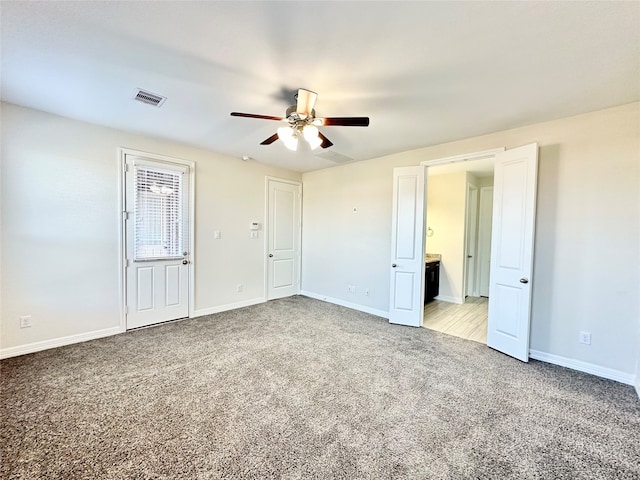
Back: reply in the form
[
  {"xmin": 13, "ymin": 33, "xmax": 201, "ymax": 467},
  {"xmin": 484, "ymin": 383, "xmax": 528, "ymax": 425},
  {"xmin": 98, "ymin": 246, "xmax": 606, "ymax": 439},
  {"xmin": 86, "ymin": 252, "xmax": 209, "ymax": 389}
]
[
  {"xmin": 118, "ymin": 148, "xmax": 196, "ymax": 332},
  {"xmin": 419, "ymin": 147, "xmax": 505, "ymax": 329},
  {"xmin": 264, "ymin": 176, "xmax": 302, "ymax": 300}
]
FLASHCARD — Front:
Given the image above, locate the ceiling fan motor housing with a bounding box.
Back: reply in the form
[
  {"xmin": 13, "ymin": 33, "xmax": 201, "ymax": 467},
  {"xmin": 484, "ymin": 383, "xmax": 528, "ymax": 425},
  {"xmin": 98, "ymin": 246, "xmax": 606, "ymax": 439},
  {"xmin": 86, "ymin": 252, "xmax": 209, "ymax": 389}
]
[{"xmin": 286, "ymin": 105, "xmax": 316, "ymax": 124}]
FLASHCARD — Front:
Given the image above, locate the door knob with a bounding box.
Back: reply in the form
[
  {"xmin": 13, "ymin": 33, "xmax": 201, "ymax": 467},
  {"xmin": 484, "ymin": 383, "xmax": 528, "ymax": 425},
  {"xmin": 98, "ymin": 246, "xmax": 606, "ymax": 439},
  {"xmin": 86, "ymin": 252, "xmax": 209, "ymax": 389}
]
[
  {"xmin": 269, "ymin": 254, "xmax": 273, "ymax": 258},
  {"xmin": 392, "ymin": 264, "xmax": 397, "ymax": 268},
  {"xmin": 520, "ymin": 277, "xmax": 529, "ymax": 284},
  {"xmin": 182, "ymin": 260, "xmax": 189, "ymax": 265}
]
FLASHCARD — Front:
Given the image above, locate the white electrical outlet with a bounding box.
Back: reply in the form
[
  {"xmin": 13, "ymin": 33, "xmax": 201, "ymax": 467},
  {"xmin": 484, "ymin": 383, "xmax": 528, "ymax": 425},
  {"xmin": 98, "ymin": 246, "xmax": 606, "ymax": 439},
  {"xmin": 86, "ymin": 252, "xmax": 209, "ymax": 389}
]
[
  {"xmin": 364, "ymin": 289, "xmax": 370, "ymax": 296},
  {"xmin": 579, "ymin": 331, "xmax": 592, "ymax": 345},
  {"xmin": 236, "ymin": 284, "xmax": 243, "ymax": 293},
  {"xmin": 250, "ymin": 231, "xmax": 258, "ymax": 239},
  {"xmin": 214, "ymin": 230, "xmax": 221, "ymax": 239},
  {"xmin": 20, "ymin": 315, "xmax": 32, "ymax": 328}
]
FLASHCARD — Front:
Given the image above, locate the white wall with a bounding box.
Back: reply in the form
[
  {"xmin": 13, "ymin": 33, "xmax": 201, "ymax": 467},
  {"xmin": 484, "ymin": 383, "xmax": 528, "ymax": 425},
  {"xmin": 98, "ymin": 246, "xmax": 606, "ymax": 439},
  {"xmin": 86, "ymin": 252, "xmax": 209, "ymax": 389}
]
[
  {"xmin": 302, "ymin": 102, "xmax": 640, "ymax": 381},
  {"xmin": 0, "ymin": 102, "xmax": 300, "ymax": 355},
  {"xmin": 425, "ymin": 171, "xmax": 467, "ymax": 303}
]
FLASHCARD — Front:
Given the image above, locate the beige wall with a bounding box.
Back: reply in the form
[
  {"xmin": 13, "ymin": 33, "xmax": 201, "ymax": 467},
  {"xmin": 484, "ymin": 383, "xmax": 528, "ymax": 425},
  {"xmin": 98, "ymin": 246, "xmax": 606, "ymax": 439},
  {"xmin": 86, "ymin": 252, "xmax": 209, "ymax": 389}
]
[
  {"xmin": 425, "ymin": 171, "xmax": 467, "ymax": 303},
  {"xmin": 0, "ymin": 102, "xmax": 300, "ymax": 354},
  {"xmin": 302, "ymin": 102, "xmax": 640, "ymax": 379}
]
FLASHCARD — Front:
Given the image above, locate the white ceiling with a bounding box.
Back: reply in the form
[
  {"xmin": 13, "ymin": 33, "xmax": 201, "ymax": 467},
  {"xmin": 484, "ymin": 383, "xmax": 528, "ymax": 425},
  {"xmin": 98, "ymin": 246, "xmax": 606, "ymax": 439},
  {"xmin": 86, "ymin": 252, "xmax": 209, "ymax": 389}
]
[{"xmin": 2, "ymin": 1, "xmax": 638, "ymax": 173}]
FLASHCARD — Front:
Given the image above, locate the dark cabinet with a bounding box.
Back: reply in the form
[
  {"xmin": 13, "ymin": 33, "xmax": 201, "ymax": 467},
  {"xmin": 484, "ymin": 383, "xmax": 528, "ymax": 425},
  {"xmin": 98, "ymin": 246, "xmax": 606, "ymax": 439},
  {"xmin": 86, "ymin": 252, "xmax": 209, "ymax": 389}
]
[{"xmin": 425, "ymin": 261, "xmax": 440, "ymax": 303}]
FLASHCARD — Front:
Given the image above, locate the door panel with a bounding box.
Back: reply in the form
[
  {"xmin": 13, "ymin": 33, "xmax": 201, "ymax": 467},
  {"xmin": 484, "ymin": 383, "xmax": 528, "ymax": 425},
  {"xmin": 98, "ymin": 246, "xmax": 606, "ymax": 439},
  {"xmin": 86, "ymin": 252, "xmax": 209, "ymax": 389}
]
[
  {"xmin": 165, "ymin": 265, "xmax": 181, "ymax": 306},
  {"xmin": 125, "ymin": 155, "xmax": 190, "ymax": 329},
  {"xmin": 389, "ymin": 166, "xmax": 426, "ymax": 327},
  {"xmin": 487, "ymin": 143, "xmax": 538, "ymax": 361},
  {"xmin": 393, "ymin": 272, "xmax": 416, "ymax": 311},
  {"xmin": 273, "ymin": 258, "xmax": 295, "ymax": 289},
  {"xmin": 267, "ymin": 179, "xmax": 301, "ymax": 300},
  {"xmin": 137, "ymin": 266, "xmax": 154, "ymax": 311}
]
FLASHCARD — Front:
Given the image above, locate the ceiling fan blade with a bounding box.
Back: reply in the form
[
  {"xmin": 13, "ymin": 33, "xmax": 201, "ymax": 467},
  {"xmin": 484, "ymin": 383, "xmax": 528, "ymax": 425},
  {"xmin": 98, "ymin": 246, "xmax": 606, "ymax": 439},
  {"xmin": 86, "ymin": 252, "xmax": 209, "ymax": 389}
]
[
  {"xmin": 230, "ymin": 112, "xmax": 284, "ymax": 121},
  {"xmin": 319, "ymin": 117, "xmax": 369, "ymax": 127},
  {"xmin": 318, "ymin": 132, "xmax": 334, "ymax": 148},
  {"xmin": 296, "ymin": 88, "xmax": 318, "ymax": 118},
  {"xmin": 260, "ymin": 133, "xmax": 279, "ymax": 145}
]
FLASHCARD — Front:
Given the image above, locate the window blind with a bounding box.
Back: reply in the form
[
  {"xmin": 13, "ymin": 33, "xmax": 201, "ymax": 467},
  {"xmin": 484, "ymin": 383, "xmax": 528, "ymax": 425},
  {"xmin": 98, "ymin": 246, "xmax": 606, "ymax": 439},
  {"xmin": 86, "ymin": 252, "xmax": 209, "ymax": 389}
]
[{"xmin": 134, "ymin": 165, "xmax": 184, "ymax": 260}]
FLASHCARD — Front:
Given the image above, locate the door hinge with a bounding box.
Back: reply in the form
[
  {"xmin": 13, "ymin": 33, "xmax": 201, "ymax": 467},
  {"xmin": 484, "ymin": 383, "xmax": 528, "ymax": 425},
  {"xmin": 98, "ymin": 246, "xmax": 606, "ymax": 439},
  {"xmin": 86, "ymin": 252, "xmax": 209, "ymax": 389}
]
[
  {"xmin": 124, "ymin": 305, "xmax": 129, "ymax": 314},
  {"xmin": 125, "ymin": 163, "xmax": 131, "ymax": 172},
  {"xmin": 123, "ymin": 211, "xmax": 130, "ymax": 220}
]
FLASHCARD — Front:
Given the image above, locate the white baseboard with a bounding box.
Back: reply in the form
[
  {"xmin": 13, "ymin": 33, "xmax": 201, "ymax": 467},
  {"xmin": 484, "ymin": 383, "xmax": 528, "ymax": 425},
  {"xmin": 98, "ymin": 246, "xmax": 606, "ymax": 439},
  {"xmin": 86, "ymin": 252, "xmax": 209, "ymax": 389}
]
[
  {"xmin": 0, "ymin": 326, "xmax": 123, "ymax": 360},
  {"xmin": 300, "ymin": 290, "xmax": 389, "ymax": 319},
  {"xmin": 529, "ymin": 349, "xmax": 636, "ymax": 386},
  {"xmin": 433, "ymin": 294, "xmax": 464, "ymax": 304},
  {"xmin": 192, "ymin": 297, "xmax": 266, "ymax": 318}
]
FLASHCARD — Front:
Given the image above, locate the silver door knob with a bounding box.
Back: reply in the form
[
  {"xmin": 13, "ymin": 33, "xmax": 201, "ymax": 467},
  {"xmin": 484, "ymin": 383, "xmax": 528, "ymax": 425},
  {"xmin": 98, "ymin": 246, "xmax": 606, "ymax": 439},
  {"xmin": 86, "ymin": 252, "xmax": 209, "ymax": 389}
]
[
  {"xmin": 520, "ymin": 277, "xmax": 529, "ymax": 284},
  {"xmin": 392, "ymin": 264, "xmax": 397, "ymax": 268},
  {"xmin": 269, "ymin": 254, "xmax": 273, "ymax": 258},
  {"xmin": 182, "ymin": 260, "xmax": 189, "ymax": 265}
]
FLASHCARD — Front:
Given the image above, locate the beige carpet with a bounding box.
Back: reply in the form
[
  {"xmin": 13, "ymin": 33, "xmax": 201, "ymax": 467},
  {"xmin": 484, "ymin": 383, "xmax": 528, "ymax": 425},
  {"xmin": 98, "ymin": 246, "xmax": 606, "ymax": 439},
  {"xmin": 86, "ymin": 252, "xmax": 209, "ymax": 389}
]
[{"xmin": 1, "ymin": 296, "xmax": 639, "ymax": 479}]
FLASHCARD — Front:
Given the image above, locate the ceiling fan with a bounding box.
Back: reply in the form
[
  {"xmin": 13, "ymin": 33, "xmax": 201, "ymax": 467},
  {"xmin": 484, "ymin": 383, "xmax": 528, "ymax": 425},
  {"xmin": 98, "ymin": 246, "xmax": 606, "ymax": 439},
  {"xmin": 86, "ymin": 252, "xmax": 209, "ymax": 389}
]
[{"xmin": 230, "ymin": 88, "xmax": 369, "ymax": 151}]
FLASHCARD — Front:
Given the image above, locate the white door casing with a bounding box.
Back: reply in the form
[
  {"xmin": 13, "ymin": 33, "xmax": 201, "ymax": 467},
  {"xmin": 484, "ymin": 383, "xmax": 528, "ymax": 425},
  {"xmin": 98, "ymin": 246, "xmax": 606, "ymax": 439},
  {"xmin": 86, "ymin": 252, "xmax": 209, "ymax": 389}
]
[
  {"xmin": 266, "ymin": 178, "xmax": 301, "ymax": 300},
  {"xmin": 477, "ymin": 187, "xmax": 494, "ymax": 297},
  {"xmin": 389, "ymin": 166, "xmax": 426, "ymax": 327},
  {"xmin": 486, "ymin": 143, "xmax": 539, "ymax": 361},
  {"xmin": 124, "ymin": 154, "xmax": 193, "ymax": 329}
]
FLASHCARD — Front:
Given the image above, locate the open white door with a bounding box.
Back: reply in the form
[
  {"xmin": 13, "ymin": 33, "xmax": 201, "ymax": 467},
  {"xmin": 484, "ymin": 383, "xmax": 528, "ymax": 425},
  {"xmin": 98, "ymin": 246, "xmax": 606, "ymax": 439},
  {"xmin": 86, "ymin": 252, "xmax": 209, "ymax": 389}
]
[
  {"xmin": 266, "ymin": 178, "xmax": 301, "ymax": 300},
  {"xmin": 487, "ymin": 143, "xmax": 538, "ymax": 361},
  {"xmin": 389, "ymin": 166, "xmax": 426, "ymax": 327}
]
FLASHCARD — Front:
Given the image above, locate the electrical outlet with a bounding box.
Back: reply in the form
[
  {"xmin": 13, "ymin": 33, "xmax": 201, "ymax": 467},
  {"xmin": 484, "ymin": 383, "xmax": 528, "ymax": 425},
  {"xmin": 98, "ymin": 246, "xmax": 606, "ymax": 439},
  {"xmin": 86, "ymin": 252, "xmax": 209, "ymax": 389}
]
[
  {"xmin": 236, "ymin": 284, "xmax": 243, "ymax": 293},
  {"xmin": 364, "ymin": 289, "xmax": 370, "ymax": 296},
  {"xmin": 250, "ymin": 231, "xmax": 258, "ymax": 239},
  {"xmin": 214, "ymin": 230, "xmax": 221, "ymax": 239},
  {"xmin": 20, "ymin": 315, "xmax": 32, "ymax": 328},
  {"xmin": 347, "ymin": 285, "xmax": 356, "ymax": 294},
  {"xmin": 579, "ymin": 331, "xmax": 591, "ymax": 345}
]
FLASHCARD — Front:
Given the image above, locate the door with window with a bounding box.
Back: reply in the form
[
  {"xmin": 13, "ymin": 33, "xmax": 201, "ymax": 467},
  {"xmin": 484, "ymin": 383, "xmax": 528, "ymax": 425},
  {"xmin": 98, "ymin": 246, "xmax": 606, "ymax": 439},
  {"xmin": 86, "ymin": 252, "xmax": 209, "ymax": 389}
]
[{"xmin": 124, "ymin": 155, "xmax": 191, "ymax": 329}]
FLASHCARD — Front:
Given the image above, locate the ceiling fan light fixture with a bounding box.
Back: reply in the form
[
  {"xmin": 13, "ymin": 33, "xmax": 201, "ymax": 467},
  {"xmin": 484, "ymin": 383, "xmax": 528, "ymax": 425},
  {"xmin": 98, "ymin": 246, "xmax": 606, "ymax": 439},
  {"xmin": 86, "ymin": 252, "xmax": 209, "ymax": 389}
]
[
  {"xmin": 307, "ymin": 136, "xmax": 322, "ymax": 150},
  {"xmin": 277, "ymin": 126, "xmax": 298, "ymax": 151},
  {"xmin": 303, "ymin": 125, "xmax": 322, "ymax": 150},
  {"xmin": 303, "ymin": 125, "xmax": 319, "ymax": 141}
]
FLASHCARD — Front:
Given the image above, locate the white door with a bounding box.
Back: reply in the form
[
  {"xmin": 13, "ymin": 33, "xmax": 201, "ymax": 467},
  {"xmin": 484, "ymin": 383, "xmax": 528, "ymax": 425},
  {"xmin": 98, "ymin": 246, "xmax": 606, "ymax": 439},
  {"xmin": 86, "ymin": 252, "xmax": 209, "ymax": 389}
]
[
  {"xmin": 477, "ymin": 187, "xmax": 494, "ymax": 297},
  {"xmin": 389, "ymin": 166, "xmax": 426, "ymax": 327},
  {"xmin": 465, "ymin": 183, "xmax": 479, "ymax": 297},
  {"xmin": 125, "ymin": 156, "xmax": 191, "ymax": 329},
  {"xmin": 487, "ymin": 143, "xmax": 538, "ymax": 361},
  {"xmin": 267, "ymin": 178, "xmax": 301, "ymax": 300}
]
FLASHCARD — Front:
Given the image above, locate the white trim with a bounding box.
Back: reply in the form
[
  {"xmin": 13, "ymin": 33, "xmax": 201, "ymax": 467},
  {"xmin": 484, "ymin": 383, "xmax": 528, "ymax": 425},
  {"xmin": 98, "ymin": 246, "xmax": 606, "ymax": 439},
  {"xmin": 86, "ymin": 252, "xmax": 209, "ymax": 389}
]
[
  {"xmin": 192, "ymin": 297, "xmax": 266, "ymax": 318},
  {"xmin": 529, "ymin": 349, "xmax": 636, "ymax": 386},
  {"xmin": 118, "ymin": 148, "xmax": 196, "ymax": 330},
  {"xmin": 300, "ymin": 290, "xmax": 389, "ymax": 319},
  {"xmin": 420, "ymin": 147, "xmax": 505, "ymax": 167},
  {"xmin": 0, "ymin": 327, "xmax": 122, "ymax": 360},
  {"xmin": 635, "ymin": 374, "xmax": 640, "ymax": 399},
  {"xmin": 433, "ymin": 294, "xmax": 464, "ymax": 304}
]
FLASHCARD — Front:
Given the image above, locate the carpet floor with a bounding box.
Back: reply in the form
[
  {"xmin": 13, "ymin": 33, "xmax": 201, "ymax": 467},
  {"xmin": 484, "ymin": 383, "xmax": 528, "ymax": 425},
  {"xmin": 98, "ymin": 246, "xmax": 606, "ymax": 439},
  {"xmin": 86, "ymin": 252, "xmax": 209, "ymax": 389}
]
[{"xmin": 1, "ymin": 296, "xmax": 639, "ymax": 479}]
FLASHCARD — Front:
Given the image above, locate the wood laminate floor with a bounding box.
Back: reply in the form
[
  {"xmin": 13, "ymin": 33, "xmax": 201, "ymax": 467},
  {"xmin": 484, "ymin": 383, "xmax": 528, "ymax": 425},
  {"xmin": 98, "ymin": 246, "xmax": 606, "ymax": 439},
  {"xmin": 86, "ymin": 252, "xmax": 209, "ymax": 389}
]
[{"xmin": 423, "ymin": 296, "xmax": 488, "ymax": 344}]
